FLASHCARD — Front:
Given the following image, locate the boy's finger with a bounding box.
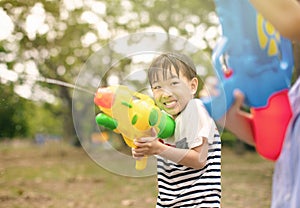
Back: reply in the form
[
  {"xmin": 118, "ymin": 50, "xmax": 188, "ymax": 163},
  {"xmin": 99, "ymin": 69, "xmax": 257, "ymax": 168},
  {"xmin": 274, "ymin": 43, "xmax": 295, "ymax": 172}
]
[
  {"xmin": 151, "ymin": 127, "xmax": 157, "ymax": 137},
  {"xmin": 137, "ymin": 137, "xmax": 156, "ymax": 143},
  {"xmin": 233, "ymin": 89, "xmax": 245, "ymax": 108}
]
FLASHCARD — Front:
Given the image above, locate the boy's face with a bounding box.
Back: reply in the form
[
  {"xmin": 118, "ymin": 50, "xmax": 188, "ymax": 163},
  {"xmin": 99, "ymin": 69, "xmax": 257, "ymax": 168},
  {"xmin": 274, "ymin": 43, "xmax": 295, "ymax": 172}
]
[{"xmin": 151, "ymin": 66, "xmax": 198, "ymax": 118}]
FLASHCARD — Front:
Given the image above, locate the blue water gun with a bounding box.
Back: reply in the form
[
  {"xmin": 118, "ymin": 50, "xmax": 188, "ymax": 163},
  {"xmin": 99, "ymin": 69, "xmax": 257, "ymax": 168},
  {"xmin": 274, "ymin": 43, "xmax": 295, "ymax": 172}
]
[{"xmin": 202, "ymin": 0, "xmax": 294, "ymax": 160}]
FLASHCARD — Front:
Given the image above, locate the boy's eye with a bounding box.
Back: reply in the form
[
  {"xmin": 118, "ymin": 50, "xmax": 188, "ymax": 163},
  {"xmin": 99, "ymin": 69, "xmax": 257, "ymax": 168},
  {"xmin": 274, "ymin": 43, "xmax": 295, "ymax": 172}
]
[
  {"xmin": 152, "ymin": 85, "xmax": 161, "ymax": 90},
  {"xmin": 171, "ymin": 81, "xmax": 179, "ymax": 85}
]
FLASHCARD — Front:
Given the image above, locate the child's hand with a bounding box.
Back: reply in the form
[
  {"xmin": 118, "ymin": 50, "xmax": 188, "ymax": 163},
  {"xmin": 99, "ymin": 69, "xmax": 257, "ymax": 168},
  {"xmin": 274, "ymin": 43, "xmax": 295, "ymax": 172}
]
[
  {"xmin": 218, "ymin": 89, "xmax": 255, "ymax": 146},
  {"xmin": 131, "ymin": 128, "xmax": 162, "ymax": 158},
  {"xmin": 133, "ymin": 137, "xmax": 162, "ymax": 157},
  {"xmin": 218, "ymin": 89, "xmax": 247, "ymax": 123},
  {"xmin": 131, "ymin": 137, "xmax": 156, "ymax": 160},
  {"xmin": 232, "ymin": 89, "xmax": 246, "ymax": 112},
  {"xmin": 131, "ymin": 146, "xmax": 144, "ymax": 160}
]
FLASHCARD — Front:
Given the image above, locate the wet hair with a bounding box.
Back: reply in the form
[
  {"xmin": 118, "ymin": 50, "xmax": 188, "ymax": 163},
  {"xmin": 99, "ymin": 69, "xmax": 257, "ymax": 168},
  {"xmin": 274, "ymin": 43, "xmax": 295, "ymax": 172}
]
[{"xmin": 148, "ymin": 52, "xmax": 197, "ymax": 86}]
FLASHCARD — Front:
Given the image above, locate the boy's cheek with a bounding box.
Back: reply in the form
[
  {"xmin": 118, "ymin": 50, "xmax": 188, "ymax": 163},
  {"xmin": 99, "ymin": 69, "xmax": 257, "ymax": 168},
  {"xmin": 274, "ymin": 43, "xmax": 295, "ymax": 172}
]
[
  {"xmin": 156, "ymin": 102, "xmax": 165, "ymax": 111},
  {"xmin": 153, "ymin": 96, "xmax": 161, "ymax": 106}
]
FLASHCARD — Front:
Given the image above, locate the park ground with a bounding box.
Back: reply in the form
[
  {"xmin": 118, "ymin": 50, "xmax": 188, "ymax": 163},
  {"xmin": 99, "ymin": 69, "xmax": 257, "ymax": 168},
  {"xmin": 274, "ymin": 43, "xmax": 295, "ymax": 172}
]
[{"xmin": 0, "ymin": 139, "xmax": 273, "ymax": 208}]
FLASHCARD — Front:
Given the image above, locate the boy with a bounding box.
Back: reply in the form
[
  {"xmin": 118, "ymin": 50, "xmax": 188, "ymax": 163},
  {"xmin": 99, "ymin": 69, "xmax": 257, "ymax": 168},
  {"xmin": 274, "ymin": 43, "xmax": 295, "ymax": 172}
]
[{"xmin": 132, "ymin": 53, "xmax": 221, "ymax": 207}]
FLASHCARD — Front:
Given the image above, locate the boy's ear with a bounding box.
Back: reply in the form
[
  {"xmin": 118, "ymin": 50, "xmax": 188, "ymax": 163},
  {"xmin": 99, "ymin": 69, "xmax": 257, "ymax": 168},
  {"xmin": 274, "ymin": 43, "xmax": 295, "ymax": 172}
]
[{"xmin": 190, "ymin": 77, "xmax": 198, "ymax": 95}]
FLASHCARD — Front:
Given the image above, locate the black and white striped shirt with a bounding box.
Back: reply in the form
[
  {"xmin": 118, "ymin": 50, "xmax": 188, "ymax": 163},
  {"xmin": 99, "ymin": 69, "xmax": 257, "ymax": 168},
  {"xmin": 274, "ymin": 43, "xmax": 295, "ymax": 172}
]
[{"xmin": 156, "ymin": 99, "xmax": 221, "ymax": 208}]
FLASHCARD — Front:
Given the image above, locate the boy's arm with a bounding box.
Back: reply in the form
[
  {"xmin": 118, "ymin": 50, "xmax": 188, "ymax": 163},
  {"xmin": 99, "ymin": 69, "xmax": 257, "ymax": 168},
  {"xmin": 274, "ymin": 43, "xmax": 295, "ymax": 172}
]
[
  {"xmin": 218, "ymin": 90, "xmax": 255, "ymax": 146},
  {"xmin": 249, "ymin": 0, "xmax": 300, "ymax": 42},
  {"xmin": 132, "ymin": 138, "xmax": 208, "ymax": 170},
  {"xmin": 157, "ymin": 138, "xmax": 208, "ymax": 170}
]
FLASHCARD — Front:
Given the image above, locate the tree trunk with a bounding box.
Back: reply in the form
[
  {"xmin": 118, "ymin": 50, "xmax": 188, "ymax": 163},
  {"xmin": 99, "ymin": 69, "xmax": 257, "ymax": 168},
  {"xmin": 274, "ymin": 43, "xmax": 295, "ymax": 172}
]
[{"xmin": 60, "ymin": 87, "xmax": 80, "ymax": 146}]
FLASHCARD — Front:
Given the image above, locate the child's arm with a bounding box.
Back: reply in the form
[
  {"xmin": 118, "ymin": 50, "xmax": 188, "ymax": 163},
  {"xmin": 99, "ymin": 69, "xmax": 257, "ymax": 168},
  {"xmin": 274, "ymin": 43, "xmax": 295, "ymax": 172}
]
[
  {"xmin": 218, "ymin": 90, "xmax": 255, "ymax": 146},
  {"xmin": 249, "ymin": 0, "xmax": 300, "ymax": 42},
  {"xmin": 132, "ymin": 137, "xmax": 208, "ymax": 170}
]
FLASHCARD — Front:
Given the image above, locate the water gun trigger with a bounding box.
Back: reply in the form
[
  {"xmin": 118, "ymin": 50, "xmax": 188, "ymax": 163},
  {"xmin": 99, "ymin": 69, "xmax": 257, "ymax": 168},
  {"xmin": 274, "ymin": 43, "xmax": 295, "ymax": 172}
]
[
  {"xmin": 121, "ymin": 136, "xmax": 147, "ymax": 171},
  {"xmin": 123, "ymin": 136, "xmax": 135, "ymax": 148}
]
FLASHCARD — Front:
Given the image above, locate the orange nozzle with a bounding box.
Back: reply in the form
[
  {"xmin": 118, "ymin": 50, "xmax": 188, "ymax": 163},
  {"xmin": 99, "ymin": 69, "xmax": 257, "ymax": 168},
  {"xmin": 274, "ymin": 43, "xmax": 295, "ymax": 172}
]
[{"xmin": 94, "ymin": 87, "xmax": 115, "ymax": 108}]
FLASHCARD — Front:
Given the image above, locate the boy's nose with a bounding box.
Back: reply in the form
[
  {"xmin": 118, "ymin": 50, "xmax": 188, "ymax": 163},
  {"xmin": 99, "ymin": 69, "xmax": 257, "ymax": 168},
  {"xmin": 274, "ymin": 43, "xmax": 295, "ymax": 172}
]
[{"xmin": 161, "ymin": 88, "xmax": 173, "ymax": 98}]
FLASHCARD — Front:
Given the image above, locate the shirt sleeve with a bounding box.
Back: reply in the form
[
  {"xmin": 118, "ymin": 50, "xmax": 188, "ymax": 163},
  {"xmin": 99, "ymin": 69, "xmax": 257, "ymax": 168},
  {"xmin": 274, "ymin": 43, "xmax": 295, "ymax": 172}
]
[{"xmin": 175, "ymin": 99, "xmax": 217, "ymax": 149}]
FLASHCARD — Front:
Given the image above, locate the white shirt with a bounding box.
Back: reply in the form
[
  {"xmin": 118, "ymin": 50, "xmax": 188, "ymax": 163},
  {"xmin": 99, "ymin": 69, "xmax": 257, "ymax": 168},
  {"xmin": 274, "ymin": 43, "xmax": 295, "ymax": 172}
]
[{"xmin": 156, "ymin": 99, "xmax": 221, "ymax": 208}]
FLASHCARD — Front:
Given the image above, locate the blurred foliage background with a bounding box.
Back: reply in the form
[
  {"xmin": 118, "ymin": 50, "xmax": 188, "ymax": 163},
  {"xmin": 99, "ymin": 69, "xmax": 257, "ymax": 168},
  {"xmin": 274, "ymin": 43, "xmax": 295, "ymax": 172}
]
[{"xmin": 0, "ymin": 0, "xmax": 217, "ymax": 143}]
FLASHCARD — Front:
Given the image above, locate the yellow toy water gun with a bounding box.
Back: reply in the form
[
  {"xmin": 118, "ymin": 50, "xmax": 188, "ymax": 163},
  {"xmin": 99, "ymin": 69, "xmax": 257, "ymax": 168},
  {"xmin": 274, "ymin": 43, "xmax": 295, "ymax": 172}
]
[{"xmin": 94, "ymin": 85, "xmax": 175, "ymax": 170}]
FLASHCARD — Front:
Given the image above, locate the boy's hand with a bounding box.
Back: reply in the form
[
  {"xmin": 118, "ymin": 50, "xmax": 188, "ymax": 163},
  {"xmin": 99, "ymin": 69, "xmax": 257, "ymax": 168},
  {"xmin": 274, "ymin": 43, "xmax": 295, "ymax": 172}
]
[
  {"xmin": 131, "ymin": 128, "xmax": 162, "ymax": 159},
  {"xmin": 232, "ymin": 89, "xmax": 246, "ymax": 112},
  {"xmin": 218, "ymin": 89, "xmax": 247, "ymax": 124}
]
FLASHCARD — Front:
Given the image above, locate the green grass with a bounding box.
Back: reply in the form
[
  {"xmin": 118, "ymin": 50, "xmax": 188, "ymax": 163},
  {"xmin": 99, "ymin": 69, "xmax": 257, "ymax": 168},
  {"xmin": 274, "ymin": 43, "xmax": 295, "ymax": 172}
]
[{"xmin": 0, "ymin": 140, "xmax": 273, "ymax": 208}]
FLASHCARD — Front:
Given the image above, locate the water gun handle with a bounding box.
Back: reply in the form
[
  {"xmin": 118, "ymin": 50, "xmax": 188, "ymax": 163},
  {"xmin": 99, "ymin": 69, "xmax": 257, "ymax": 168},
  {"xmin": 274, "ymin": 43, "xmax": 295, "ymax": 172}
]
[
  {"xmin": 135, "ymin": 156, "xmax": 148, "ymax": 170},
  {"xmin": 121, "ymin": 135, "xmax": 148, "ymax": 171},
  {"xmin": 95, "ymin": 113, "xmax": 149, "ymax": 170}
]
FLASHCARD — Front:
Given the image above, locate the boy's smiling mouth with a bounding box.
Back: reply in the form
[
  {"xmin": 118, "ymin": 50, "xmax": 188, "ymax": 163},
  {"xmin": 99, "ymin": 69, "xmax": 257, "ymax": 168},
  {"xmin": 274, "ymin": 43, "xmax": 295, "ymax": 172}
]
[{"xmin": 164, "ymin": 100, "xmax": 177, "ymax": 108}]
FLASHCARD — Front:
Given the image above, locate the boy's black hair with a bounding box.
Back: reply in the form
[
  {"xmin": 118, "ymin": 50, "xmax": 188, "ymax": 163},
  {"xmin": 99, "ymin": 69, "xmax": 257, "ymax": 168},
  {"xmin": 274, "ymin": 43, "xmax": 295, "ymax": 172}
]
[{"xmin": 148, "ymin": 52, "xmax": 197, "ymax": 86}]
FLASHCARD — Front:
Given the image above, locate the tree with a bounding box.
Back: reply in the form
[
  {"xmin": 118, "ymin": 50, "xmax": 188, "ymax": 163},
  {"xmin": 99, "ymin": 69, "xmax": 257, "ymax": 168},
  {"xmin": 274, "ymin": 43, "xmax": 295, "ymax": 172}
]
[
  {"xmin": 0, "ymin": 0, "xmax": 218, "ymax": 143},
  {"xmin": 0, "ymin": 84, "xmax": 28, "ymax": 138}
]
